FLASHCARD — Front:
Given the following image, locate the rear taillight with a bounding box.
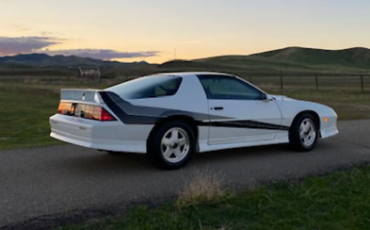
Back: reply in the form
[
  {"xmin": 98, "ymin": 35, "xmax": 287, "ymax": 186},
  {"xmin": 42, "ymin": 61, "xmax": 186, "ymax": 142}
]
[
  {"xmin": 57, "ymin": 102, "xmax": 74, "ymax": 115},
  {"xmin": 99, "ymin": 108, "xmax": 116, "ymax": 121},
  {"xmin": 57, "ymin": 102, "xmax": 116, "ymax": 121}
]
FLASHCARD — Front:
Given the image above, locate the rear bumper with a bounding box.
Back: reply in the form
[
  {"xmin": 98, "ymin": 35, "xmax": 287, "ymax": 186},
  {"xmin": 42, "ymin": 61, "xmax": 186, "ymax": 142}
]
[{"xmin": 49, "ymin": 114, "xmax": 152, "ymax": 153}]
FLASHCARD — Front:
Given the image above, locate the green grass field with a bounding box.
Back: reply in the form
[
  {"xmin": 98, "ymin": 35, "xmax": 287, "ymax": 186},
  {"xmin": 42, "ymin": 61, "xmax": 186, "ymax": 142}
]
[
  {"xmin": 58, "ymin": 164, "xmax": 370, "ymax": 230},
  {"xmin": 0, "ymin": 82, "xmax": 114, "ymax": 150},
  {"xmin": 0, "ymin": 84, "xmax": 61, "ymax": 150},
  {"xmin": 0, "ymin": 81, "xmax": 370, "ymax": 151}
]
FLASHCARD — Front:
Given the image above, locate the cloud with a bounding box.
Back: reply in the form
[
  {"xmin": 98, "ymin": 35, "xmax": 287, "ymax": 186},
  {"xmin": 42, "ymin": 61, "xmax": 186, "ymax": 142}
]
[
  {"xmin": 0, "ymin": 36, "xmax": 61, "ymax": 55},
  {"xmin": 40, "ymin": 31, "xmax": 54, "ymax": 36},
  {"xmin": 0, "ymin": 36, "xmax": 160, "ymax": 59},
  {"xmin": 40, "ymin": 49, "xmax": 160, "ymax": 59},
  {"xmin": 40, "ymin": 31, "xmax": 64, "ymax": 36}
]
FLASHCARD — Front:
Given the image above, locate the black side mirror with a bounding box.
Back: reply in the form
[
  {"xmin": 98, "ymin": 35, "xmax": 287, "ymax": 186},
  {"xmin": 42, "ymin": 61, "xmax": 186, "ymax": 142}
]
[{"xmin": 261, "ymin": 93, "xmax": 273, "ymax": 102}]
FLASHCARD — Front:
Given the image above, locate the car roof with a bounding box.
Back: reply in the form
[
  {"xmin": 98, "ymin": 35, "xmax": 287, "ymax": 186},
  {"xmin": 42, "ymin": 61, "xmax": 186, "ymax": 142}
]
[{"xmin": 148, "ymin": 71, "xmax": 235, "ymax": 77}]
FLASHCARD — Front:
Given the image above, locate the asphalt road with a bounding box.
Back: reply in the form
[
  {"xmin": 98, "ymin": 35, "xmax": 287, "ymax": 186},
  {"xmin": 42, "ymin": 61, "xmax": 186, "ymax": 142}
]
[{"xmin": 1, "ymin": 120, "xmax": 370, "ymax": 229}]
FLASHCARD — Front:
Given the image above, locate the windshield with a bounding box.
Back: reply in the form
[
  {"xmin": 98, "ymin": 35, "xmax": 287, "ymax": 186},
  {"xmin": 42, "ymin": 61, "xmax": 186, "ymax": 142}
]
[{"xmin": 105, "ymin": 75, "xmax": 183, "ymax": 99}]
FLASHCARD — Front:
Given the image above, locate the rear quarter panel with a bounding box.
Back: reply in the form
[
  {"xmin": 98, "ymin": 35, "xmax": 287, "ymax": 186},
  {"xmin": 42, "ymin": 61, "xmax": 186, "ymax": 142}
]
[{"xmin": 125, "ymin": 74, "xmax": 210, "ymax": 147}]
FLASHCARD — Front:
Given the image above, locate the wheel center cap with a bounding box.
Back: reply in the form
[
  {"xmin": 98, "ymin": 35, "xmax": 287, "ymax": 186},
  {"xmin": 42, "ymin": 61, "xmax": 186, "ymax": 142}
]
[{"xmin": 172, "ymin": 143, "xmax": 178, "ymax": 149}]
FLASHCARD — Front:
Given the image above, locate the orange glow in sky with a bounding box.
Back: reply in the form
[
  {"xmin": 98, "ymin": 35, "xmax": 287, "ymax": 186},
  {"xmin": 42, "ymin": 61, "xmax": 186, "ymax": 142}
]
[{"xmin": 1, "ymin": 0, "xmax": 369, "ymax": 63}]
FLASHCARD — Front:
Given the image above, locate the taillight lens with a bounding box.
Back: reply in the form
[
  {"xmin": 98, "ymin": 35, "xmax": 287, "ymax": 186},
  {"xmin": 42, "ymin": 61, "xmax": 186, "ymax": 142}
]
[
  {"xmin": 99, "ymin": 108, "xmax": 116, "ymax": 121},
  {"xmin": 57, "ymin": 102, "xmax": 116, "ymax": 121},
  {"xmin": 57, "ymin": 102, "xmax": 74, "ymax": 115}
]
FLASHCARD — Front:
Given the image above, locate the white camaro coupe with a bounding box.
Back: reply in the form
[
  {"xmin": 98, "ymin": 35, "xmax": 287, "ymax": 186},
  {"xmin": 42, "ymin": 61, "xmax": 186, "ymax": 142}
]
[{"xmin": 50, "ymin": 72, "xmax": 338, "ymax": 169}]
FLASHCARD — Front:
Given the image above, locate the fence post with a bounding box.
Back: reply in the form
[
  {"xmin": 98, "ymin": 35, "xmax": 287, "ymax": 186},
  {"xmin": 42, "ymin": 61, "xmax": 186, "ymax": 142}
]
[
  {"xmin": 315, "ymin": 74, "xmax": 319, "ymax": 90},
  {"xmin": 361, "ymin": 75, "xmax": 364, "ymax": 92},
  {"xmin": 280, "ymin": 73, "xmax": 283, "ymax": 91}
]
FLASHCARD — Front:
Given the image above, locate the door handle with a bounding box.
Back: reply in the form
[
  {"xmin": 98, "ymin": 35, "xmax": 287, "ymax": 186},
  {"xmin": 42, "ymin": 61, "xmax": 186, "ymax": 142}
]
[{"xmin": 212, "ymin": 106, "xmax": 224, "ymax": 111}]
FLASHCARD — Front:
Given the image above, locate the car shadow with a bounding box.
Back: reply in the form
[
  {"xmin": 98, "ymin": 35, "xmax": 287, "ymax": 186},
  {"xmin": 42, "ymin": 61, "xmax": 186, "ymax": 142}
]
[
  {"xmin": 58, "ymin": 151, "xmax": 155, "ymax": 174},
  {"xmin": 59, "ymin": 141, "xmax": 334, "ymax": 174}
]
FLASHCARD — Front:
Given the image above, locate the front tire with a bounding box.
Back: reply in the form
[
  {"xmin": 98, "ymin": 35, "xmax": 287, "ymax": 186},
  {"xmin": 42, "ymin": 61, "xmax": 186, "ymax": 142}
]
[
  {"xmin": 289, "ymin": 113, "xmax": 319, "ymax": 151},
  {"xmin": 147, "ymin": 121, "xmax": 196, "ymax": 170}
]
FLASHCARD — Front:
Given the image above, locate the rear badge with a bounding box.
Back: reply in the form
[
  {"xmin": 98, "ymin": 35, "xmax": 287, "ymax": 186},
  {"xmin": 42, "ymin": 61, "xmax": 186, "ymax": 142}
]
[
  {"xmin": 82, "ymin": 92, "xmax": 86, "ymax": 100},
  {"xmin": 75, "ymin": 106, "xmax": 82, "ymax": 117}
]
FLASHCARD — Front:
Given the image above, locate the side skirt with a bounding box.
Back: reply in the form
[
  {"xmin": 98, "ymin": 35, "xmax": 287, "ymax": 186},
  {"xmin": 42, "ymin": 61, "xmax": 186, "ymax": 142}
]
[{"xmin": 197, "ymin": 133, "xmax": 290, "ymax": 153}]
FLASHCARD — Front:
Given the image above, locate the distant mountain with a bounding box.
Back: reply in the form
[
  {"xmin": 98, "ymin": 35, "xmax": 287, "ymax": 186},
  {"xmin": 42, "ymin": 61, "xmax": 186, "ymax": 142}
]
[{"xmin": 0, "ymin": 53, "xmax": 149, "ymax": 68}]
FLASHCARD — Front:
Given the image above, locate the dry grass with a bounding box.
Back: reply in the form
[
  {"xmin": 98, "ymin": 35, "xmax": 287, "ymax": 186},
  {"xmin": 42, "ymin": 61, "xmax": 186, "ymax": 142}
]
[
  {"xmin": 177, "ymin": 169, "xmax": 231, "ymax": 207},
  {"xmin": 198, "ymin": 220, "xmax": 232, "ymax": 230}
]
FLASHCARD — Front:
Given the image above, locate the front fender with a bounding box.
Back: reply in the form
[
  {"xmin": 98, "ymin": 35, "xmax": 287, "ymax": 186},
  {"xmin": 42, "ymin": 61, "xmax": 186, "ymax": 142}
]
[{"xmin": 274, "ymin": 99, "xmax": 338, "ymax": 138}]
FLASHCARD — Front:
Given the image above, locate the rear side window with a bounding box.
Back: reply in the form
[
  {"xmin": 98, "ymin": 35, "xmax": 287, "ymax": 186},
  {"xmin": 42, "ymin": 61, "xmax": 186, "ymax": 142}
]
[{"xmin": 105, "ymin": 75, "xmax": 182, "ymax": 99}]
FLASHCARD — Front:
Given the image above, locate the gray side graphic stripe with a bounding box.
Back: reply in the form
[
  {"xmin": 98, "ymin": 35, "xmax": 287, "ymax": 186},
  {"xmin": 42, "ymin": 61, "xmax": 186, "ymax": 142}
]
[
  {"xmin": 100, "ymin": 91, "xmax": 290, "ymax": 131},
  {"xmin": 99, "ymin": 91, "xmax": 229, "ymax": 124},
  {"xmin": 197, "ymin": 120, "xmax": 290, "ymax": 131}
]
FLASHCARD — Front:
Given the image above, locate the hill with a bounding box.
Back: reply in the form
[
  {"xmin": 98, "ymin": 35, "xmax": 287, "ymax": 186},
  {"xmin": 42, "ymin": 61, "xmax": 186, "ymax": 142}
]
[
  {"xmin": 1, "ymin": 47, "xmax": 370, "ymax": 78},
  {"xmin": 196, "ymin": 47, "xmax": 370, "ymax": 73},
  {"xmin": 250, "ymin": 47, "xmax": 370, "ymax": 69},
  {"xmin": 158, "ymin": 60, "xmax": 245, "ymax": 70}
]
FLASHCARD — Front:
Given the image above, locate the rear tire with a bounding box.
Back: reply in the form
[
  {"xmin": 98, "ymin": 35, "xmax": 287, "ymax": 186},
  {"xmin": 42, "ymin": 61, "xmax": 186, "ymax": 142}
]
[
  {"xmin": 147, "ymin": 120, "xmax": 196, "ymax": 170},
  {"xmin": 289, "ymin": 113, "xmax": 319, "ymax": 151}
]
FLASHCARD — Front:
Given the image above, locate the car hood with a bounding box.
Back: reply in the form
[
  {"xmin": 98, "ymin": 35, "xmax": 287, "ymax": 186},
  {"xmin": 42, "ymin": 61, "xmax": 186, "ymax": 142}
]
[{"xmin": 270, "ymin": 94, "xmax": 296, "ymax": 101}]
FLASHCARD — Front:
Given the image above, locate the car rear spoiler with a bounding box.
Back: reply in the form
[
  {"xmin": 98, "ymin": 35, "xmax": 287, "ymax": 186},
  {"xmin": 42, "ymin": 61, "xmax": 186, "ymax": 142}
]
[{"xmin": 60, "ymin": 89, "xmax": 104, "ymax": 104}]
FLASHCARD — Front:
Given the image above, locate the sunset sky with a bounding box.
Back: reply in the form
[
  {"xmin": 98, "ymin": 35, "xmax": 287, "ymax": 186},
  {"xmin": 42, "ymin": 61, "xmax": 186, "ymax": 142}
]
[{"xmin": 1, "ymin": 0, "xmax": 369, "ymax": 63}]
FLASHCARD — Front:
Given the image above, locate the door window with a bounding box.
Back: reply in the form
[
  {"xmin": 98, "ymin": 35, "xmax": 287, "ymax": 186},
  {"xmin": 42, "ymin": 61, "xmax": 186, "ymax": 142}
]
[{"xmin": 198, "ymin": 75, "xmax": 263, "ymax": 100}]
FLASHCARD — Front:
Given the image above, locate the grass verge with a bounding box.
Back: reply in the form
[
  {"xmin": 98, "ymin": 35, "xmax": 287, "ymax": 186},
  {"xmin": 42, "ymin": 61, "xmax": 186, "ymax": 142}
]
[{"xmin": 58, "ymin": 165, "xmax": 370, "ymax": 230}]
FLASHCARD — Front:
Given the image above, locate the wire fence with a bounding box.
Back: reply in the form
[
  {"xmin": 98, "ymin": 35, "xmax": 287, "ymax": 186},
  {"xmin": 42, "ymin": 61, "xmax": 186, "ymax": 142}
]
[
  {"xmin": 239, "ymin": 74, "xmax": 370, "ymax": 93},
  {"xmin": 0, "ymin": 73, "xmax": 369, "ymax": 93}
]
